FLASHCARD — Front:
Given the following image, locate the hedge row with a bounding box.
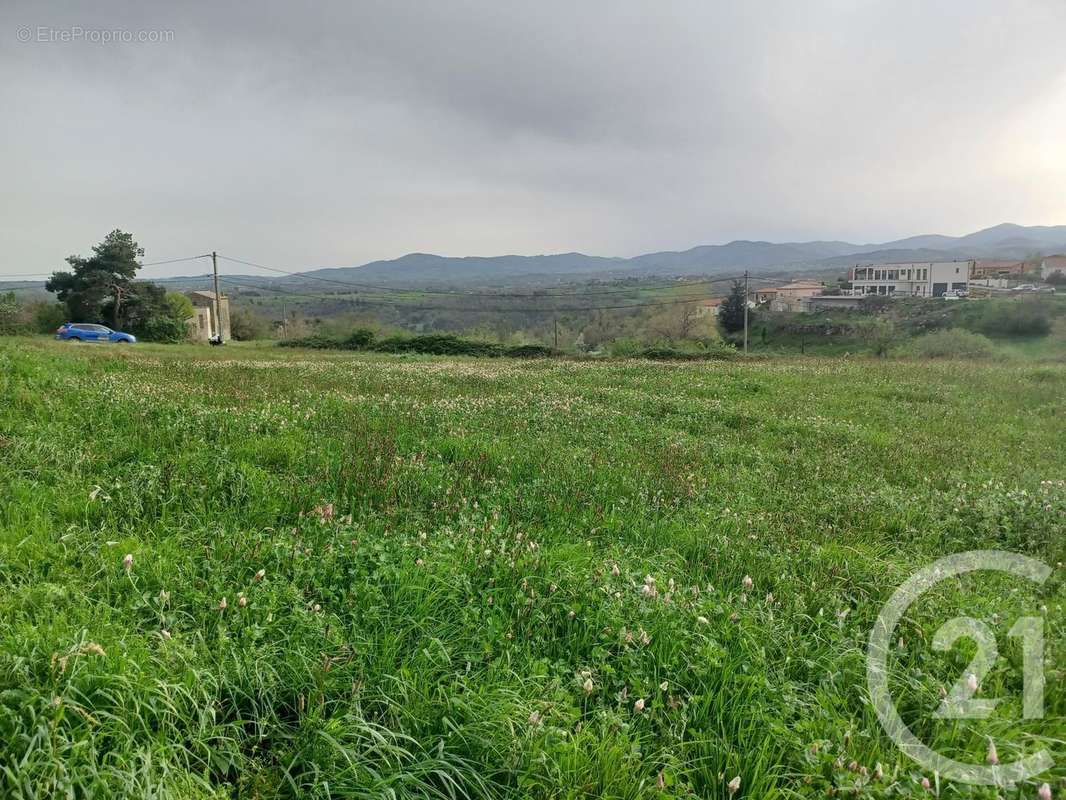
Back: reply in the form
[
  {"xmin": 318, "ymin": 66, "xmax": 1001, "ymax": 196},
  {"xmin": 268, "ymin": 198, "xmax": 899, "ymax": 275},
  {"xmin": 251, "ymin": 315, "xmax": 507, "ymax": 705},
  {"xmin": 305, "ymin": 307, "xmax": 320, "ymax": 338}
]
[{"xmin": 279, "ymin": 331, "xmax": 558, "ymax": 358}]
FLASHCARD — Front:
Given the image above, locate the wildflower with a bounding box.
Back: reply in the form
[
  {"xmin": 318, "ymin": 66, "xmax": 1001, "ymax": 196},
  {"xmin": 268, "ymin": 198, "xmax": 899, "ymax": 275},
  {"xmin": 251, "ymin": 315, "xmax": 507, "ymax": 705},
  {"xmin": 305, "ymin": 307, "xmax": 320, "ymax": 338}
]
[
  {"xmin": 966, "ymin": 673, "xmax": 979, "ymax": 692},
  {"xmin": 254, "ymin": 569, "xmax": 266, "ymax": 582},
  {"xmin": 611, "ymin": 563, "xmax": 620, "ymax": 576},
  {"xmin": 741, "ymin": 575, "xmax": 753, "ymax": 590},
  {"xmin": 583, "ymin": 678, "xmax": 594, "ymax": 694},
  {"xmin": 1037, "ymin": 783, "xmax": 1051, "ymax": 800},
  {"xmin": 160, "ymin": 629, "xmax": 172, "ymax": 640},
  {"xmin": 987, "ymin": 739, "xmax": 998, "ymax": 765},
  {"xmin": 122, "ymin": 553, "xmax": 133, "ymax": 572},
  {"xmin": 873, "ymin": 762, "xmax": 884, "ymax": 780},
  {"xmin": 81, "ymin": 642, "xmax": 106, "ymax": 657},
  {"xmin": 848, "ymin": 760, "xmax": 859, "ymax": 772},
  {"xmin": 415, "ymin": 558, "xmax": 425, "ymax": 567},
  {"xmin": 659, "ymin": 680, "xmax": 668, "ymax": 691},
  {"xmin": 727, "ymin": 775, "xmax": 741, "ymax": 795},
  {"xmin": 218, "ymin": 597, "xmax": 228, "ymax": 611},
  {"xmin": 921, "ymin": 776, "xmax": 931, "ymax": 791},
  {"xmin": 568, "ymin": 610, "xmax": 576, "ymax": 619},
  {"xmin": 238, "ymin": 595, "xmax": 248, "ymax": 608},
  {"xmin": 633, "ymin": 697, "xmax": 645, "ymax": 712},
  {"xmin": 528, "ymin": 710, "xmax": 541, "ymax": 726},
  {"xmin": 656, "ymin": 770, "xmax": 665, "ymax": 791},
  {"xmin": 697, "ymin": 615, "xmax": 709, "ymax": 625},
  {"xmin": 313, "ymin": 603, "xmax": 321, "ymax": 613}
]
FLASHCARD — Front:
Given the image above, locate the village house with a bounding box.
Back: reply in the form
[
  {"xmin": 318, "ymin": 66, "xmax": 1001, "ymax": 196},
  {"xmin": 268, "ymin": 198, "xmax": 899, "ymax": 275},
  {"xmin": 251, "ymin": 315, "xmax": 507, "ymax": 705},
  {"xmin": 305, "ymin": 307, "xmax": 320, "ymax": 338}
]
[
  {"xmin": 849, "ymin": 260, "xmax": 971, "ymax": 298},
  {"xmin": 768, "ymin": 280, "xmax": 825, "ymax": 312},
  {"xmin": 185, "ymin": 290, "xmax": 231, "ymax": 342},
  {"xmin": 694, "ymin": 297, "xmax": 724, "ymax": 317},
  {"xmin": 1041, "ymin": 255, "xmax": 1066, "ymax": 280}
]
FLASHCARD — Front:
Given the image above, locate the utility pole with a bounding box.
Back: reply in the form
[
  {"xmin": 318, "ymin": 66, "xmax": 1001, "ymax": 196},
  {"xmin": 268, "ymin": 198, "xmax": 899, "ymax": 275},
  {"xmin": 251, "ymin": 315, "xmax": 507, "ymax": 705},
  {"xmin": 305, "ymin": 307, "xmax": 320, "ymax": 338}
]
[
  {"xmin": 743, "ymin": 270, "xmax": 749, "ymax": 354},
  {"xmin": 554, "ymin": 317, "xmax": 559, "ymax": 350},
  {"xmin": 211, "ymin": 251, "xmax": 223, "ymax": 342}
]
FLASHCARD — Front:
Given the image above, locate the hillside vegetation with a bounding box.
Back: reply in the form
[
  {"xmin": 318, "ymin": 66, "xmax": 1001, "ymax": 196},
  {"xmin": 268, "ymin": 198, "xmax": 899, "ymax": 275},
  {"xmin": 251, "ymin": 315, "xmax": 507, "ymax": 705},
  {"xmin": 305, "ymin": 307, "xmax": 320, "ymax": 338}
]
[{"xmin": 0, "ymin": 340, "xmax": 1062, "ymax": 798}]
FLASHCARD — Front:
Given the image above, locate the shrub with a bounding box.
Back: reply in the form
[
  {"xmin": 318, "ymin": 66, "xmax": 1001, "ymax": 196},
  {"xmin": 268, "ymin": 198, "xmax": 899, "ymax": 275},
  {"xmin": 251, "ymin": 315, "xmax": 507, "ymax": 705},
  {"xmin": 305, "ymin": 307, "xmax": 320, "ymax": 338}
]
[
  {"xmin": 137, "ymin": 316, "xmax": 190, "ymax": 343},
  {"xmin": 909, "ymin": 328, "xmax": 996, "ymax": 360},
  {"xmin": 502, "ymin": 343, "xmax": 556, "ymax": 358},
  {"xmin": 342, "ymin": 328, "xmax": 375, "ymax": 349},
  {"xmin": 372, "ymin": 334, "xmax": 504, "ymax": 357},
  {"xmin": 638, "ymin": 343, "xmax": 738, "ymax": 361},
  {"xmin": 0, "ymin": 292, "xmax": 23, "ymax": 334},
  {"xmin": 278, "ymin": 334, "xmax": 341, "ymax": 349},
  {"xmin": 230, "ymin": 307, "xmax": 271, "ymax": 341},
  {"xmin": 966, "ymin": 300, "xmax": 1051, "ymax": 337},
  {"xmin": 32, "ymin": 302, "xmax": 68, "ymax": 334}
]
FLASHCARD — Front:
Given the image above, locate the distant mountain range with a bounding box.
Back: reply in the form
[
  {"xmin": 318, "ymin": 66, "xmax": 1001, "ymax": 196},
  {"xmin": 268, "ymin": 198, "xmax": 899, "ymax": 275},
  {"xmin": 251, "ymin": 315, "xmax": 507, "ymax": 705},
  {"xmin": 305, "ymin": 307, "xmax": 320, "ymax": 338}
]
[
  {"xmin": 4, "ymin": 223, "xmax": 1065, "ymax": 290},
  {"xmin": 284, "ymin": 223, "xmax": 1066, "ymax": 288}
]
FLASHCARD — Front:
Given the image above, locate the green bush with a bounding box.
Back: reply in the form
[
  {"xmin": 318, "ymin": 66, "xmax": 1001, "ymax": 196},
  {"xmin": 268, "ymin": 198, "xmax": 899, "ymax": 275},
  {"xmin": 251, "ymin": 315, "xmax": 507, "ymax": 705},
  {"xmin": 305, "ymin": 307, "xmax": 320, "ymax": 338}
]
[
  {"xmin": 966, "ymin": 300, "xmax": 1051, "ymax": 337},
  {"xmin": 502, "ymin": 343, "xmax": 556, "ymax": 358},
  {"xmin": 908, "ymin": 328, "xmax": 996, "ymax": 359},
  {"xmin": 277, "ymin": 334, "xmax": 341, "ymax": 349},
  {"xmin": 342, "ymin": 328, "xmax": 376, "ymax": 349},
  {"xmin": 638, "ymin": 343, "xmax": 738, "ymax": 361},
  {"xmin": 136, "ymin": 316, "xmax": 190, "ymax": 343},
  {"xmin": 278, "ymin": 331, "xmax": 562, "ymax": 358},
  {"xmin": 372, "ymin": 334, "xmax": 504, "ymax": 357},
  {"xmin": 0, "ymin": 292, "xmax": 24, "ymax": 334},
  {"xmin": 32, "ymin": 302, "xmax": 67, "ymax": 334},
  {"xmin": 230, "ymin": 307, "xmax": 271, "ymax": 341}
]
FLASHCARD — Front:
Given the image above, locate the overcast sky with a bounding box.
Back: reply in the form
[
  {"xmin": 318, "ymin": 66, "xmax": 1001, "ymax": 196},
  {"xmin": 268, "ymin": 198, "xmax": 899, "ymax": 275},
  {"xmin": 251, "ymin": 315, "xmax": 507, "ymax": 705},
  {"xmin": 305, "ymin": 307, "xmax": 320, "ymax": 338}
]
[{"xmin": 3, "ymin": 0, "xmax": 1066, "ymax": 278}]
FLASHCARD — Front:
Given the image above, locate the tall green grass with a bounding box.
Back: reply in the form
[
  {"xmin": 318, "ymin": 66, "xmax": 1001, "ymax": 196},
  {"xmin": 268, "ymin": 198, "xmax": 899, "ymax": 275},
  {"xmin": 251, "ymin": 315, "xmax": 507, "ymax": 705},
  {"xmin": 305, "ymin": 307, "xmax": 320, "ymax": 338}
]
[{"xmin": 0, "ymin": 338, "xmax": 1062, "ymax": 798}]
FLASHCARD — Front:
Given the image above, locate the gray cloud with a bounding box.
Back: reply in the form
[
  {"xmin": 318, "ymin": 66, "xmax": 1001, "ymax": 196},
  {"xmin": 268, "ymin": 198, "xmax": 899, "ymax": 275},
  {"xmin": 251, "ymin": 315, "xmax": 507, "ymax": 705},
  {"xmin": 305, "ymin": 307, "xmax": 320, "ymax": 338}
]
[{"xmin": 2, "ymin": 0, "xmax": 1065, "ymax": 278}]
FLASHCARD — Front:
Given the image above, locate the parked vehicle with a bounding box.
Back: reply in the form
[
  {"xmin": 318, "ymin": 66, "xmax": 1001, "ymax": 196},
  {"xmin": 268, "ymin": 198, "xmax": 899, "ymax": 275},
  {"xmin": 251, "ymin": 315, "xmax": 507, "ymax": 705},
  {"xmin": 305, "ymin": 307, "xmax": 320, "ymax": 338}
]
[
  {"xmin": 942, "ymin": 289, "xmax": 968, "ymax": 299},
  {"xmin": 55, "ymin": 323, "xmax": 137, "ymax": 343},
  {"xmin": 1012, "ymin": 284, "xmax": 1037, "ymax": 292}
]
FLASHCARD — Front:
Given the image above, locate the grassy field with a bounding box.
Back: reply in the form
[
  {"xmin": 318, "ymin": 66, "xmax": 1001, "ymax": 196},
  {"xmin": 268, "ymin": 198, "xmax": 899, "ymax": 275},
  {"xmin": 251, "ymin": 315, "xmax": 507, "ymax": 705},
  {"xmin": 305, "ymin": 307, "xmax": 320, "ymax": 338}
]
[{"xmin": 0, "ymin": 338, "xmax": 1063, "ymax": 799}]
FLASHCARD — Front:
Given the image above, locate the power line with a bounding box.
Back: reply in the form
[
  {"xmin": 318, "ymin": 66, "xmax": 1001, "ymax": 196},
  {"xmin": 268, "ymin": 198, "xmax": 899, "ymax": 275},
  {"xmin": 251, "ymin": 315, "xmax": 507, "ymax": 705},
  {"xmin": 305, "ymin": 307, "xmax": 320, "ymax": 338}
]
[
  {"xmin": 217, "ymin": 254, "xmax": 778, "ymax": 298},
  {"xmin": 0, "ymin": 254, "xmax": 211, "ymax": 281}
]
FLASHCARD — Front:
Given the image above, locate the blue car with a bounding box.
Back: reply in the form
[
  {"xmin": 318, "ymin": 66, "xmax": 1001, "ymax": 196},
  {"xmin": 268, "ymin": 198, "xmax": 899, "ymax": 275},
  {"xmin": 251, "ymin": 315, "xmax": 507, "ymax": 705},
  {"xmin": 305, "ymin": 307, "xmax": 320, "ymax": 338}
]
[{"xmin": 55, "ymin": 323, "xmax": 137, "ymax": 344}]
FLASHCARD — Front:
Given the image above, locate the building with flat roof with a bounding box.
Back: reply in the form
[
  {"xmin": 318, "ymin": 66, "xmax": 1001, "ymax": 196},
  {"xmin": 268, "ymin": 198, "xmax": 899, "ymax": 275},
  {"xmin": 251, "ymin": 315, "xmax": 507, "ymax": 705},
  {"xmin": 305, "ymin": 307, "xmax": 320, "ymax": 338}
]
[{"xmin": 849, "ymin": 261, "xmax": 971, "ymax": 298}]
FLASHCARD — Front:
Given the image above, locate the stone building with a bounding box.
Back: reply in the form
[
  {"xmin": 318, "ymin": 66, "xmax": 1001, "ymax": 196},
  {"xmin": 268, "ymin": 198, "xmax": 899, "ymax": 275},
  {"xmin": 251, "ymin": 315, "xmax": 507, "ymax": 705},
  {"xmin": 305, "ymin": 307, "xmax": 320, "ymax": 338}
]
[{"xmin": 185, "ymin": 290, "xmax": 230, "ymax": 342}]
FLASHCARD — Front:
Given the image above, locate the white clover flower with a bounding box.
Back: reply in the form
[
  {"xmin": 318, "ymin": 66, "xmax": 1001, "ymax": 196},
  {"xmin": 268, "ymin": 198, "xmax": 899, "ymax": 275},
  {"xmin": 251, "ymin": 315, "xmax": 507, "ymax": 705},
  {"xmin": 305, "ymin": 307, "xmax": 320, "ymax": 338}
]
[
  {"xmin": 122, "ymin": 553, "xmax": 133, "ymax": 571},
  {"xmin": 727, "ymin": 775, "xmax": 741, "ymax": 795}
]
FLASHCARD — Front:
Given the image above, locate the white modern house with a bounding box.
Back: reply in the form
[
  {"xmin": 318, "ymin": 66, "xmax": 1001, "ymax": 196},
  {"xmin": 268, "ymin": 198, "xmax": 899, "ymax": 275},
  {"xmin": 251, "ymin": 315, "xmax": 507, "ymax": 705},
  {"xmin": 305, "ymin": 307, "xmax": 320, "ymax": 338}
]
[{"xmin": 848, "ymin": 261, "xmax": 972, "ymax": 298}]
